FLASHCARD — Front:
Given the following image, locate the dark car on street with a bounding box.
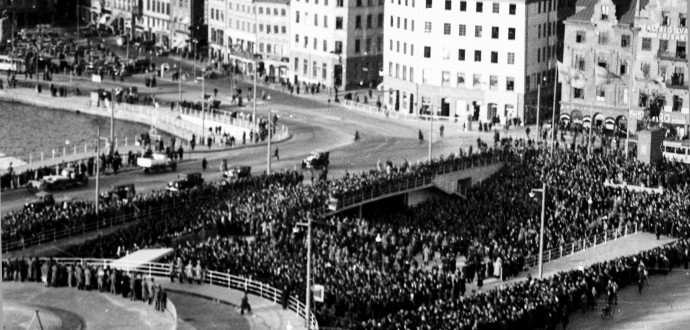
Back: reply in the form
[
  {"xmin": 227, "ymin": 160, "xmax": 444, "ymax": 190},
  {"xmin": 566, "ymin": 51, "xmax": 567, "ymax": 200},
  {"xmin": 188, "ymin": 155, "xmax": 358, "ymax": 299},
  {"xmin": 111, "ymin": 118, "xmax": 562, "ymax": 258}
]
[
  {"xmin": 167, "ymin": 173, "xmax": 204, "ymax": 192},
  {"xmin": 301, "ymin": 151, "xmax": 330, "ymax": 169}
]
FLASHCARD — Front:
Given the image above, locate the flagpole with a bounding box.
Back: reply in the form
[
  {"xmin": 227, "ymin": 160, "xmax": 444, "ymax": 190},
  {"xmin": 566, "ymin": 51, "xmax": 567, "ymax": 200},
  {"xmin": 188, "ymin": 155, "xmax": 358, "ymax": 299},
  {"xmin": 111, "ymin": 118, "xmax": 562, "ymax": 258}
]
[{"xmin": 552, "ymin": 61, "xmax": 558, "ymax": 153}]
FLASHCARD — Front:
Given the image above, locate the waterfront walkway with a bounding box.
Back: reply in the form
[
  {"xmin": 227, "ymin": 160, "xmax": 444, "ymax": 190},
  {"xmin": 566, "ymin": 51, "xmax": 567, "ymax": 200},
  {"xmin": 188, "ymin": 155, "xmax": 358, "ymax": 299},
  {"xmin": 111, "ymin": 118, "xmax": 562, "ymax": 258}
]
[{"xmin": 0, "ymin": 87, "xmax": 290, "ymax": 175}]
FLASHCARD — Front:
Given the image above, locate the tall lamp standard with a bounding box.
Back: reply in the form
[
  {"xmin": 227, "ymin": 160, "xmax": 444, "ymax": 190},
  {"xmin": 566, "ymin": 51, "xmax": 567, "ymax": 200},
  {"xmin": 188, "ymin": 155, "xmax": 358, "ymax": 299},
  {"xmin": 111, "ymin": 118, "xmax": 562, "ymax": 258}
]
[
  {"xmin": 296, "ymin": 212, "xmax": 314, "ymax": 330},
  {"xmin": 529, "ymin": 183, "xmax": 547, "ymax": 279}
]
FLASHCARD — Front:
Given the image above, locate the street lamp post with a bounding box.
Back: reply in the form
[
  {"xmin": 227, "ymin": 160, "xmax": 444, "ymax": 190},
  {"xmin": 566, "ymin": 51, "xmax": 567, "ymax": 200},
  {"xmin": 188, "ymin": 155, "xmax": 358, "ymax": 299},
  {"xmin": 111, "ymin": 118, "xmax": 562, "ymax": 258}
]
[
  {"xmin": 267, "ymin": 109, "xmax": 272, "ymax": 175},
  {"xmin": 296, "ymin": 213, "xmax": 314, "ymax": 330},
  {"xmin": 192, "ymin": 39, "xmax": 198, "ymax": 81},
  {"xmin": 530, "ymin": 183, "xmax": 547, "ymax": 279}
]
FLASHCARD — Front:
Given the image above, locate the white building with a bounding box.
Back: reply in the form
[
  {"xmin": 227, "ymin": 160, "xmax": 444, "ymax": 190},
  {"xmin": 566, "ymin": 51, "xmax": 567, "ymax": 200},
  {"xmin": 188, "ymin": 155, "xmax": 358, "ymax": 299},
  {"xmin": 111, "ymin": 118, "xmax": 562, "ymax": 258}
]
[
  {"xmin": 383, "ymin": 0, "xmax": 565, "ymax": 127},
  {"xmin": 290, "ymin": 0, "xmax": 384, "ymax": 91},
  {"xmin": 142, "ymin": 0, "xmax": 172, "ymax": 47},
  {"xmin": 256, "ymin": 0, "xmax": 291, "ymax": 82}
]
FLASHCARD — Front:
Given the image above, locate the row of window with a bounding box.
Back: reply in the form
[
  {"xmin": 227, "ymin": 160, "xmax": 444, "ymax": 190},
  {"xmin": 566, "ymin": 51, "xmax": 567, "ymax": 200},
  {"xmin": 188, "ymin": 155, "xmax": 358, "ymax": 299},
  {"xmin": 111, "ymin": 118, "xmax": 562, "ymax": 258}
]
[
  {"xmin": 294, "ymin": 58, "xmax": 330, "ymax": 80},
  {"xmin": 145, "ymin": 0, "xmax": 170, "ymax": 15},
  {"xmin": 295, "ymin": 0, "xmax": 383, "ymax": 7},
  {"xmin": 536, "ymin": 44, "xmax": 557, "ymax": 63},
  {"xmin": 537, "ymin": 21, "xmax": 557, "ymax": 39},
  {"xmin": 419, "ymin": 46, "xmax": 516, "ymax": 64},
  {"xmin": 388, "ymin": 62, "xmax": 516, "ymax": 91},
  {"xmin": 257, "ymin": 7, "xmax": 287, "ymax": 16},
  {"xmin": 423, "ymin": 0, "xmax": 517, "ymax": 14},
  {"xmin": 295, "ymin": 12, "xmax": 384, "ymax": 30},
  {"xmin": 259, "ymin": 24, "xmax": 287, "ymax": 34},
  {"xmin": 294, "ymin": 34, "xmax": 383, "ymax": 53}
]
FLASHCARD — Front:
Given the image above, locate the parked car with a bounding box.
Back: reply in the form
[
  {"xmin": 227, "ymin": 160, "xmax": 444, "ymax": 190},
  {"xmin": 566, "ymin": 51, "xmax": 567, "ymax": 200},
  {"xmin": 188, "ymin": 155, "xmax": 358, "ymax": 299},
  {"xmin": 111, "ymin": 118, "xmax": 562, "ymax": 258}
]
[
  {"xmin": 222, "ymin": 165, "xmax": 251, "ymax": 181},
  {"xmin": 301, "ymin": 151, "xmax": 330, "ymax": 169},
  {"xmin": 28, "ymin": 167, "xmax": 88, "ymax": 192},
  {"xmin": 102, "ymin": 184, "xmax": 136, "ymax": 202},
  {"xmin": 166, "ymin": 173, "xmax": 204, "ymax": 192}
]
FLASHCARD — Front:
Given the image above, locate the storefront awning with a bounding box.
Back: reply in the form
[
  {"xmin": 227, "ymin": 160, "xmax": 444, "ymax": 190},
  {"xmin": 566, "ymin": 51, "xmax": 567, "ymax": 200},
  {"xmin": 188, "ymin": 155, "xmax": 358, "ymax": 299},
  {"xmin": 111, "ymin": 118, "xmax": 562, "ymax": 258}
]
[
  {"xmin": 105, "ymin": 14, "xmax": 120, "ymax": 27},
  {"xmin": 605, "ymin": 117, "xmax": 615, "ymax": 130},
  {"xmin": 172, "ymin": 38, "xmax": 187, "ymax": 49}
]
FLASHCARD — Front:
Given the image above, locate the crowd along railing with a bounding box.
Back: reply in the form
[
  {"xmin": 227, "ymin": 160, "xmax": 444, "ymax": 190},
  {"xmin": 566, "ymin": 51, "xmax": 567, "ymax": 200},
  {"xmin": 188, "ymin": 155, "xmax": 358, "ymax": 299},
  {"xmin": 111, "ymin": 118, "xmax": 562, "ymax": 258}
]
[
  {"xmin": 524, "ymin": 223, "xmax": 640, "ymax": 268},
  {"xmin": 321, "ymin": 152, "xmax": 509, "ymax": 214},
  {"xmin": 21, "ymin": 257, "xmax": 319, "ymax": 330},
  {"xmin": 1, "ymin": 188, "xmax": 225, "ymax": 253}
]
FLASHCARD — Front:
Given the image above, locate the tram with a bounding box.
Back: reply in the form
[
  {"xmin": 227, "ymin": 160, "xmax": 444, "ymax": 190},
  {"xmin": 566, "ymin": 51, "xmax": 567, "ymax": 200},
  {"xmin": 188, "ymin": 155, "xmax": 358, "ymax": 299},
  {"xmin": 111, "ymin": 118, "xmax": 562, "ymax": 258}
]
[{"xmin": 662, "ymin": 140, "xmax": 690, "ymax": 164}]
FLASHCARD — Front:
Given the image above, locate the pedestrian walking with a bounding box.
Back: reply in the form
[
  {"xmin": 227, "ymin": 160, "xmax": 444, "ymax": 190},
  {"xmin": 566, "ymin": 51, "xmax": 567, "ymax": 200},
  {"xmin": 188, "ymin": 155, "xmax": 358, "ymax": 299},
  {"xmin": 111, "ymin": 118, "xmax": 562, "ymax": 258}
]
[
  {"xmin": 202, "ymin": 158, "xmax": 207, "ymax": 171},
  {"xmin": 274, "ymin": 148, "xmax": 280, "ymax": 161}
]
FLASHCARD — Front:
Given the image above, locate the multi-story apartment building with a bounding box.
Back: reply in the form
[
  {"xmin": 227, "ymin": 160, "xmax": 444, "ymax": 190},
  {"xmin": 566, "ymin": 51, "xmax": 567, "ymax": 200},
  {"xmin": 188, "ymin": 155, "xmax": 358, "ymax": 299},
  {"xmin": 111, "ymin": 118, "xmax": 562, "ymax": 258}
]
[
  {"xmin": 560, "ymin": 0, "xmax": 689, "ymax": 138},
  {"xmin": 170, "ymin": 0, "xmax": 205, "ymax": 51},
  {"xmin": 382, "ymin": 0, "xmax": 566, "ymax": 127},
  {"xmin": 141, "ymin": 0, "xmax": 172, "ymax": 46},
  {"xmin": 0, "ymin": 0, "xmax": 56, "ymax": 26},
  {"xmin": 209, "ymin": 0, "xmax": 289, "ymax": 81},
  {"xmin": 255, "ymin": 0, "xmax": 290, "ymax": 82},
  {"xmin": 104, "ymin": 0, "xmax": 142, "ymax": 36},
  {"xmin": 290, "ymin": 0, "xmax": 384, "ymax": 91}
]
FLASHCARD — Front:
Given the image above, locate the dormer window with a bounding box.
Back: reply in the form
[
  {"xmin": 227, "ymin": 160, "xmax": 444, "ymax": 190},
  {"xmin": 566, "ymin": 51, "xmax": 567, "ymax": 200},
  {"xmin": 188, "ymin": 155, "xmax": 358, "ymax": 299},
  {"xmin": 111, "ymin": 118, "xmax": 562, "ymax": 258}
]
[
  {"xmin": 662, "ymin": 11, "xmax": 670, "ymax": 26},
  {"xmin": 601, "ymin": 5, "xmax": 609, "ymax": 20}
]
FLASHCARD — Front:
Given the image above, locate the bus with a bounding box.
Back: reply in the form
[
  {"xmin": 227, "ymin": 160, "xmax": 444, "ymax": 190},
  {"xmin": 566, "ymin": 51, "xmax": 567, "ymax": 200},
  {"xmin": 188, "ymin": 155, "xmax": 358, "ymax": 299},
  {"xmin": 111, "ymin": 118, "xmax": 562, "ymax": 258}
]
[
  {"xmin": 662, "ymin": 140, "xmax": 690, "ymax": 164},
  {"xmin": 0, "ymin": 55, "xmax": 25, "ymax": 73}
]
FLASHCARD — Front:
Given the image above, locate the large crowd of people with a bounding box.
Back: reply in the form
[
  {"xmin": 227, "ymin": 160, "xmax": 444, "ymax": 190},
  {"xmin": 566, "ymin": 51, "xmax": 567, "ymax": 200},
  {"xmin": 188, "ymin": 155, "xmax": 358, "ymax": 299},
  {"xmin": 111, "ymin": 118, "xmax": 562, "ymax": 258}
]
[{"xmin": 5, "ymin": 138, "xmax": 690, "ymax": 329}]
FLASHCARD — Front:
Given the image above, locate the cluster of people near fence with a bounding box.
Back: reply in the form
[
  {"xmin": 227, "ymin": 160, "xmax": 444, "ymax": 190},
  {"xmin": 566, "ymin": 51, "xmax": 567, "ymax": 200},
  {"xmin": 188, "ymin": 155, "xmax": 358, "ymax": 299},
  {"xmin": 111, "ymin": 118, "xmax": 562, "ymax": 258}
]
[{"xmin": 2, "ymin": 258, "xmax": 169, "ymax": 313}]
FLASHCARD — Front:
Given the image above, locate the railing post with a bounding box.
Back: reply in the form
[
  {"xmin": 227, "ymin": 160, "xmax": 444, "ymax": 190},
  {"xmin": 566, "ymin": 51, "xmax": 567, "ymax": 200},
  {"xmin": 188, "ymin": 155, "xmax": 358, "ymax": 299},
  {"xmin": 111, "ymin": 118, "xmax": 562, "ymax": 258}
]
[
  {"xmin": 52, "ymin": 149, "xmax": 55, "ymax": 159},
  {"xmin": 635, "ymin": 222, "xmax": 638, "ymax": 233},
  {"xmin": 625, "ymin": 225, "xmax": 628, "ymax": 236},
  {"xmin": 572, "ymin": 244, "xmax": 575, "ymax": 255},
  {"xmin": 605, "ymin": 231, "xmax": 607, "ymax": 244}
]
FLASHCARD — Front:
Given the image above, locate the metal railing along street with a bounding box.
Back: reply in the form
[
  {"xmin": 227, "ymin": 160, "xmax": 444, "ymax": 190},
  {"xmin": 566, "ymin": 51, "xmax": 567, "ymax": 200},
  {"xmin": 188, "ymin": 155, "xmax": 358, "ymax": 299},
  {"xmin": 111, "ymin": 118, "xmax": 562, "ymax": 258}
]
[{"xmin": 17, "ymin": 257, "xmax": 319, "ymax": 330}]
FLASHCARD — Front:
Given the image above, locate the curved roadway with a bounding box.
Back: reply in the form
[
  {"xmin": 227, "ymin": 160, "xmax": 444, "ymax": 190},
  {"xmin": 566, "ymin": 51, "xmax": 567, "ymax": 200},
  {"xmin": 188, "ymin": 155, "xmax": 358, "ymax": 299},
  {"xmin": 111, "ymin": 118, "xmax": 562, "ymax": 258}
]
[{"xmin": 1, "ymin": 38, "xmax": 500, "ymax": 212}]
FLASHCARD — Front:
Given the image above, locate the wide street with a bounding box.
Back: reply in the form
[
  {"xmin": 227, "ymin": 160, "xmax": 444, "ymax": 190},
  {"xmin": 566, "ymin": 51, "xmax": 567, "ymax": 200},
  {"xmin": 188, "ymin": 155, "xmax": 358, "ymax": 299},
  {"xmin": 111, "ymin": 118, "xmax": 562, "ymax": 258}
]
[{"xmin": 0, "ymin": 35, "xmax": 512, "ymax": 212}]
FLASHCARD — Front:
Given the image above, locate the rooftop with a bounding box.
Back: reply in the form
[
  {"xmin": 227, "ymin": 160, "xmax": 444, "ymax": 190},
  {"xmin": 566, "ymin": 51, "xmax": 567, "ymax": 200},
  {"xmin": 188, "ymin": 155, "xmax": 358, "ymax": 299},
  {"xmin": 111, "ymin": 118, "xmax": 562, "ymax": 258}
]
[{"xmin": 567, "ymin": 0, "xmax": 638, "ymax": 26}]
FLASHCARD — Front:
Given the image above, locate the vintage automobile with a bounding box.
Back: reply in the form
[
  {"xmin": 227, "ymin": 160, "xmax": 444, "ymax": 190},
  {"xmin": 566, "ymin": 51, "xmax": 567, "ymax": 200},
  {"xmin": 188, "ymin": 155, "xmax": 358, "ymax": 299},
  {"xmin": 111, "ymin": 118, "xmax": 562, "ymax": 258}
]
[
  {"xmin": 137, "ymin": 153, "xmax": 177, "ymax": 173},
  {"xmin": 102, "ymin": 184, "xmax": 136, "ymax": 202},
  {"xmin": 28, "ymin": 167, "xmax": 88, "ymax": 192},
  {"xmin": 301, "ymin": 151, "xmax": 330, "ymax": 169},
  {"xmin": 167, "ymin": 173, "xmax": 204, "ymax": 192},
  {"xmin": 222, "ymin": 165, "xmax": 252, "ymax": 181},
  {"xmin": 23, "ymin": 192, "xmax": 55, "ymax": 211}
]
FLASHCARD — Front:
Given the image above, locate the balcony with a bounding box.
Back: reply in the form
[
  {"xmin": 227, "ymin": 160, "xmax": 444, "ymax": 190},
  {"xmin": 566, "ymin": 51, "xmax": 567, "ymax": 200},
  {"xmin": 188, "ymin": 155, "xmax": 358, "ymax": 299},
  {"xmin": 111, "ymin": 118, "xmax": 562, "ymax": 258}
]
[
  {"xmin": 666, "ymin": 74, "xmax": 686, "ymax": 90},
  {"xmin": 657, "ymin": 50, "xmax": 686, "ymax": 61}
]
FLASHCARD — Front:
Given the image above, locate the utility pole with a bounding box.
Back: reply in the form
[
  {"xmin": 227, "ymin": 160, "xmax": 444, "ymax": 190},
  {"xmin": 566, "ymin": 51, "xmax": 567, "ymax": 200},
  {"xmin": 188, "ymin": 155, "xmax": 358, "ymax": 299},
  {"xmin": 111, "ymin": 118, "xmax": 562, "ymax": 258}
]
[
  {"xmin": 253, "ymin": 4, "xmax": 258, "ymax": 131},
  {"xmin": 305, "ymin": 214, "xmax": 313, "ymax": 330},
  {"xmin": 538, "ymin": 182, "xmax": 546, "ymax": 279},
  {"xmin": 536, "ymin": 83, "xmax": 541, "ymax": 144},
  {"xmin": 551, "ymin": 63, "xmax": 558, "ymax": 153},
  {"xmin": 201, "ymin": 69, "xmax": 206, "ymax": 143},
  {"xmin": 428, "ymin": 106, "xmax": 432, "ymax": 161},
  {"xmin": 267, "ymin": 109, "xmax": 272, "ymax": 175},
  {"xmin": 0, "ymin": 181, "xmax": 5, "ymax": 330},
  {"xmin": 95, "ymin": 126, "xmax": 100, "ymax": 216},
  {"xmin": 110, "ymin": 101, "xmax": 114, "ymax": 153},
  {"xmin": 76, "ymin": 1, "xmax": 80, "ymax": 39},
  {"xmin": 177, "ymin": 65, "xmax": 182, "ymax": 113}
]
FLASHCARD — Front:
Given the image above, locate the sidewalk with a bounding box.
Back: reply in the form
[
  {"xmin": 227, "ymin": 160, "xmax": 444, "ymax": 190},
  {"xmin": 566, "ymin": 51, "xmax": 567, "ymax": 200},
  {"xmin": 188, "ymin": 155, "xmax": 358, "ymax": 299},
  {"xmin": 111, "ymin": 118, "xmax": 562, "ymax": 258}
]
[{"xmin": 154, "ymin": 277, "xmax": 307, "ymax": 330}]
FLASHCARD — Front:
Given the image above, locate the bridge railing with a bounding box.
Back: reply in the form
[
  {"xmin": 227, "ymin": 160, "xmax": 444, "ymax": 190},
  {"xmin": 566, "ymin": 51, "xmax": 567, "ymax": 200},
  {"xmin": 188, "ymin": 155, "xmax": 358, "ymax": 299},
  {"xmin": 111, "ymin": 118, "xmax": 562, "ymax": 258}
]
[
  {"xmin": 24, "ymin": 257, "xmax": 318, "ymax": 330},
  {"xmin": 321, "ymin": 153, "xmax": 508, "ymax": 214},
  {"xmin": 524, "ymin": 223, "xmax": 639, "ymax": 268}
]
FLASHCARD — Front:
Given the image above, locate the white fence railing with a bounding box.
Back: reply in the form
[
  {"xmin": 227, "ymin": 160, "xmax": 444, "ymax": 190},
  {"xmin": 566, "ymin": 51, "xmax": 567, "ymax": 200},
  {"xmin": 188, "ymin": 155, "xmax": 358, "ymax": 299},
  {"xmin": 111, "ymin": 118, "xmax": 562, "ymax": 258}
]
[
  {"xmin": 27, "ymin": 258, "xmax": 319, "ymax": 330},
  {"xmin": 524, "ymin": 223, "xmax": 640, "ymax": 268}
]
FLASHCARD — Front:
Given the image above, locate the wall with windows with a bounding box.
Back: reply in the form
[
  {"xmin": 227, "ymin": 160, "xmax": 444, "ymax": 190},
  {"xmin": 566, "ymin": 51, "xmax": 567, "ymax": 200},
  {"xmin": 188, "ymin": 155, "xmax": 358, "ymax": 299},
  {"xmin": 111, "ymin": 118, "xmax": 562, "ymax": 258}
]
[
  {"xmin": 290, "ymin": 0, "xmax": 384, "ymax": 90},
  {"xmin": 383, "ymin": 0, "xmax": 531, "ymax": 125}
]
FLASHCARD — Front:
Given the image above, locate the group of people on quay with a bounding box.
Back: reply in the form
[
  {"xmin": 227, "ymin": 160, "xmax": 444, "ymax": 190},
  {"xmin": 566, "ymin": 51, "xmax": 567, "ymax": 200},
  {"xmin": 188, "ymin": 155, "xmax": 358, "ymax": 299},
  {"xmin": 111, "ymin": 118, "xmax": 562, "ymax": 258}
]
[
  {"xmin": 4, "ymin": 136, "xmax": 690, "ymax": 329},
  {"xmin": 2, "ymin": 257, "xmax": 169, "ymax": 313}
]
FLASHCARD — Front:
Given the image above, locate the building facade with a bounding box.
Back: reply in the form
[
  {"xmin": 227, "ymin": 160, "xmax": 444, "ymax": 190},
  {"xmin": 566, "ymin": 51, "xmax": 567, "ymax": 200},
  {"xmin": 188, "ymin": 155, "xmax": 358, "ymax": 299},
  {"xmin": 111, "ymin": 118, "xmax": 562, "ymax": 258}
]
[
  {"xmin": 382, "ymin": 0, "xmax": 565, "ymax": 126},
  {"xmin": 255, "ymin": 0, "xmax": 290, "ymax": 82},
  {"xmin": 560, "ymin": 0, "xmax": 690, "ymax": 138},
  {"xmin": 170, "ymin": 0, "xmax": 205, "ymax": 51},
  {"xmin": 140, "ymin": 0, "xmax": 171, "ymax": 46},
  {"xmin": 290, "ymin": 0, "xmax": 384, "ymax": 91}
]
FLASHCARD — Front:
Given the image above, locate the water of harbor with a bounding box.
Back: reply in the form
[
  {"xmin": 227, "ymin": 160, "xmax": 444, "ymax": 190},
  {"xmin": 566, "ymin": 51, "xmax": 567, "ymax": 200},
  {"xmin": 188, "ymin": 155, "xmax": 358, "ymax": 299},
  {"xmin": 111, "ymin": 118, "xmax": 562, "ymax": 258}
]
[{"xmin": 0, "ymin": 101, "xmax": 173, "ymax": 166}]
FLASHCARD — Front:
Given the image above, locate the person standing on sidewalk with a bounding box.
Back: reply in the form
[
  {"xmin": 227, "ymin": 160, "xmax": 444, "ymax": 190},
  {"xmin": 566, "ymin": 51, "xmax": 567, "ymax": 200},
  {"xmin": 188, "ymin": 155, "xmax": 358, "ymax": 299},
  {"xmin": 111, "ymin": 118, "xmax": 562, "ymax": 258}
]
[{"xmin": 202, "ymin": 158, "xmax": 207, "ymax": 171}]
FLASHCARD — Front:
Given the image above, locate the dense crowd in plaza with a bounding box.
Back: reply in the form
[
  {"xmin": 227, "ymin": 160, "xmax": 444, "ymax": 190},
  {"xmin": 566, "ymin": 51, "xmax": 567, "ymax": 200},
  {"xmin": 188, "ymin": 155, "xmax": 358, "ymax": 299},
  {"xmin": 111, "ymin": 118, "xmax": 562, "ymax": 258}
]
[{"xmin": 4, "ymin": 138, "xmax": 690, "ymax": 329}]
